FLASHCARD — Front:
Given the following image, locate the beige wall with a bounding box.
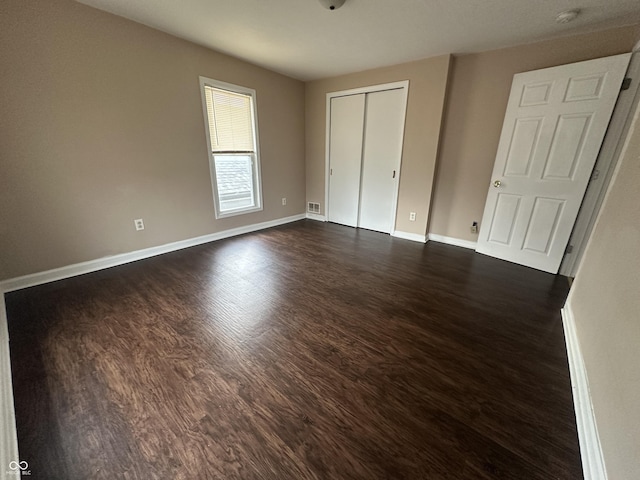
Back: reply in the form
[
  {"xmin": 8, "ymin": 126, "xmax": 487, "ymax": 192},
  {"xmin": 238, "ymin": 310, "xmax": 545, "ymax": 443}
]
[
  {"xmin": 566, "ymin": 101, "xmax": 640, "ymax": 479},
  {"xmin": 0, "ymin": 0, "xmax": 305, "ymax": 281},
  {"xmin": 2, "ymin": 0, "xmax": 638, "ymax": 283},
  {"xmin": 305, "ymin": 56, "xmax": 451, "ymax": 236},
  {"xmin": 430, "ymin": 25, "xmax": 640, "ymax": 241}
]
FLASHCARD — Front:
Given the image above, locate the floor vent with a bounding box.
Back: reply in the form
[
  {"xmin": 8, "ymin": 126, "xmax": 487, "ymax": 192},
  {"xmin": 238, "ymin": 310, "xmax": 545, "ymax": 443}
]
[{"xmin": 307, "ymin": 202, "xmax": 321, "ymax": 214}]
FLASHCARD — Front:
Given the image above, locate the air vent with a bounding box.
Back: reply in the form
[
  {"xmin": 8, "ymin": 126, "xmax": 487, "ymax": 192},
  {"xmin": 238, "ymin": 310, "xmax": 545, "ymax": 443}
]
[{"xmin": 307, "ymin": 202, "xmax": 320, "ymax": 214}]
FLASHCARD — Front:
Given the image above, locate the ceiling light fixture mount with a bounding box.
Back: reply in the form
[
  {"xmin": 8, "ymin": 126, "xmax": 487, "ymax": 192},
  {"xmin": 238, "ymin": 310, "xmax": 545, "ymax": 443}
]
[
  {"xmin": 555, "ymin": 9, "xmax": 580, "ymax": 24},
  {"xmin": 318, "ymin": 0, "xmax": 346, "ymax": 11}
]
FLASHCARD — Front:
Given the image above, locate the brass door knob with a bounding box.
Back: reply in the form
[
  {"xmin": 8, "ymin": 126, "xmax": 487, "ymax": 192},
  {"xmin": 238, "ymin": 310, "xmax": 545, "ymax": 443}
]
[{"xmin": 493, "ymin": 180, "xmax": 502, "ymax": 188}]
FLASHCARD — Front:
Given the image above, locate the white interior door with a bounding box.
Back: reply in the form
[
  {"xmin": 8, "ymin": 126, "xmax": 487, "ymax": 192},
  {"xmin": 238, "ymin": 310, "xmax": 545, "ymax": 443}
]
[
  {"xmin": 359, "ymin": 89, "xmax": 406, "ymax": 233},
  {"xmin": 328, "ymin": 94, "xmax": 365, "ymax": 227},
  {"xmin": 476, "ymin": 53, "xmax": 631, "ymax": 273}
]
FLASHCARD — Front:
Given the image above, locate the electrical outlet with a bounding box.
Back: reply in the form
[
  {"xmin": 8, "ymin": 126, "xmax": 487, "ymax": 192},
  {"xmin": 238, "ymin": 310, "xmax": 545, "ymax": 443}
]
[
  {"xmin": 282, "ymin": 197, "xmax": 287, "ymax": 206},
  {"xmin": 470, "ymin": 221, "xmax": 478, "ymax": 234},
  {"xmin": 409, "ymin": 212, "xmax": 416, "ymax": 221},
  {"xmin": 134, "ymin": 219, "xmax": 144, "ymax": 231}
]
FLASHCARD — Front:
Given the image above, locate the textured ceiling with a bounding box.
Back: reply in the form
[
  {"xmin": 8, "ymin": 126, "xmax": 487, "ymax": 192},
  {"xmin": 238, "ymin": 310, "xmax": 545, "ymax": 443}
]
[{"xmin": 76, "ymin": 0, "xmax": 640, "ymax": 80}]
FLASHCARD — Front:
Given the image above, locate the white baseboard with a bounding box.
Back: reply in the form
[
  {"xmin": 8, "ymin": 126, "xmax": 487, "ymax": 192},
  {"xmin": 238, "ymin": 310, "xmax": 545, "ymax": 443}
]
[
  {"xmin": 427, "ymin": 233, "xmax": 477, "ymax": 250},
  {"xmin": 561, "ymin": 305, "xmax": 608, "ymax": 480},
  {"xmin": 0, "ymin": 295, "xmax": 19, "ymax": 480},
  {"xmin": 392, "ymin": 231, "xmax": 427, "ymax": 243},
  {"xmin": 0, "ymin": 214, "xmax": 306, "ymax": 294},
  {"xmin": 305, "ymin": 213, "xmax": 327, "ymax": 222}
]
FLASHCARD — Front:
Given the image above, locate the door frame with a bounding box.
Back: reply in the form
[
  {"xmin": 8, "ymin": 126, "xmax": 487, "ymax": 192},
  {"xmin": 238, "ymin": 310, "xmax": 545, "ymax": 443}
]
[
  {"xmin": 325, "ymin": 80, "xmax": 409, "ymax": 234},
  {"xmin": 560, "ymin": 50, "xmax": 640, "ymax": 276}
]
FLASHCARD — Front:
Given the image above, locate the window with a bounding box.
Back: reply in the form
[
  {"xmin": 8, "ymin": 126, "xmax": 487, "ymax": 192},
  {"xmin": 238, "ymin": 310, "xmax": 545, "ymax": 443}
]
[{"xmin": 199, "ymin": 77, "xmax": 262, "ymax": 218}]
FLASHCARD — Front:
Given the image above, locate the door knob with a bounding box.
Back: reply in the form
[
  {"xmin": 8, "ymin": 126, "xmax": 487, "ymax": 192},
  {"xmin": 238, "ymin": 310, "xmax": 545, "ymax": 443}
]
[{"xmin": 493, "ymin": 180, "xmax": 502, "ymax": 188}]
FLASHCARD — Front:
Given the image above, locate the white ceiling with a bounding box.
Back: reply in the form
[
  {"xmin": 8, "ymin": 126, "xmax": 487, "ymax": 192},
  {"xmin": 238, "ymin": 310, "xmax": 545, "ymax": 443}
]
[{"xmin": 76, "ymin": 0, "xmax": 640, "ymax": 81}]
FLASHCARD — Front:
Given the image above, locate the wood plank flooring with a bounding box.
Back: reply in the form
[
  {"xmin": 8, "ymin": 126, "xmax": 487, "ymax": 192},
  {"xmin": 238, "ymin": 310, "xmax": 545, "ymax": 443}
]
[{"xmin": 5, "ymin": 220, "xmax": 582, "ymax": 479}]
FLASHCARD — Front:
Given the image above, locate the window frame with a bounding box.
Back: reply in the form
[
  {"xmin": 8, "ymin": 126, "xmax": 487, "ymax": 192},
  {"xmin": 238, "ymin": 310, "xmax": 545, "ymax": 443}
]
[{"xmin": 199, "ymin": 76, "xmax": 263, "ymax": 219}]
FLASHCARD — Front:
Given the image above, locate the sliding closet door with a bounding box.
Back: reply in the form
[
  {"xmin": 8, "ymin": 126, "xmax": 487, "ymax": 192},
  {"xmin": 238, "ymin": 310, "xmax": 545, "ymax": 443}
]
[
  {"xmin": 328, "ymin": 94, "xmax": 365, "ymax": 227},
  {"xmin": 359, "ymin": 88, "xmax": 406, "ymax": 233}
]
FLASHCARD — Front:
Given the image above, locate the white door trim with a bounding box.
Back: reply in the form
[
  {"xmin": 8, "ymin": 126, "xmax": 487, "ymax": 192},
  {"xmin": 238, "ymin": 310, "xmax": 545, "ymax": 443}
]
[
  {"xmin": 560, "ymin": 51, "xmax": 640, "ymax": 277},
  {"xmin": 325, "ymin": 81, "xmax": 409, "ymax": 233}
]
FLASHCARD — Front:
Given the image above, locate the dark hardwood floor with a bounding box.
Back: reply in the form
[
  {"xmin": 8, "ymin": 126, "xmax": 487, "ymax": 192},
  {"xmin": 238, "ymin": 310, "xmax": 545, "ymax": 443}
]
[{"xmin": 5, "ymin": 220, "xmax": 582, "ymax": 479}]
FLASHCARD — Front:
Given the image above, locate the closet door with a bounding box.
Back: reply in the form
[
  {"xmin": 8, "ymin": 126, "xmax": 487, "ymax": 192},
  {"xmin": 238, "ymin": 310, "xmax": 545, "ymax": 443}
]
[
  {"xmin": 328, "ymin": 94, "xmax": 365, "ymax": 227},
  {"xmin": 359, "ymin": 88, "xmax": 406, "ymax": 233}
]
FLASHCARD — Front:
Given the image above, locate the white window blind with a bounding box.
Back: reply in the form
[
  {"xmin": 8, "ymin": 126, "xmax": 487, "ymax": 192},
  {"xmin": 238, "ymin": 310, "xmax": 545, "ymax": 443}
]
[
  {"xmin": 200, "ymin": 77, "xmax": 262, "ymax": 218},
  {"xmin": 204, "ymin": 86, "xmax": 255, "ymax": 152}
]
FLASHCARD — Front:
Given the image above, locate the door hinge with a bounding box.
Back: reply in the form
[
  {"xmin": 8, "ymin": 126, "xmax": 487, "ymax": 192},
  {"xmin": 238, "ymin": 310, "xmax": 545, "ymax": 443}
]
[
  {"xmin": 565, "ymin": 245, "xmax": 574, "ymax": 254},
  {"xmin": 591, "ymin": 169, "xmax": 600, "ymax": 182},
  {"xmin": 621, "ymin": 78, "xmax": 632, "ymax": 91}
]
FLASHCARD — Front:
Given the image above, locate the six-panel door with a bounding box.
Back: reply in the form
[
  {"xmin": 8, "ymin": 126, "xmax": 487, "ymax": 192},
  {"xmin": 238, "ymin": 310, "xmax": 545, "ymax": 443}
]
[{"xmin": 476, "ymin": 54, "xmax": 631, "ymax": 273}]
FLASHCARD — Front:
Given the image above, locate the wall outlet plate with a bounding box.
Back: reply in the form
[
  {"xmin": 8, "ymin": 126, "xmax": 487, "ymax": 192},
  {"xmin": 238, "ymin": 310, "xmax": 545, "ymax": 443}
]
[{"xmin": 134, "ymin": 219, "xmax": 144, "ymax": 231}]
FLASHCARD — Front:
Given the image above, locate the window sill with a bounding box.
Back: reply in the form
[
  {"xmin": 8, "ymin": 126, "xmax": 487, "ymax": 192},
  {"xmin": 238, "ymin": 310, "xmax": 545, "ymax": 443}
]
[{"xmin": 215, "ymin": 205, "xmax": 263, "ymax": 220}]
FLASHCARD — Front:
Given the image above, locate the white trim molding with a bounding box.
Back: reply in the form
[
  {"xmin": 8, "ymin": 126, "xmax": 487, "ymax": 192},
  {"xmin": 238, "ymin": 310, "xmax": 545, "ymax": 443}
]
[
  {"xmin": 0, "ymin": 214, "xmax": 305, "ymax": 293},
  {"xmin": 1, "ymin": 294, "xmax": 19, "ymax": 480},
  {"xmin": 305, "ymin": 213, "xmax": 327, "ymax": 222},
  {"xmin": 428, "ymin": 234, "xmax": 477, "ymax": 250},
  {"xmin": 392, "ymin": 231, "xmax": 427, "ymax": 243},
  {"xmin": 561, "ymin": 305, "xmax": 608, "ymax": 480}
]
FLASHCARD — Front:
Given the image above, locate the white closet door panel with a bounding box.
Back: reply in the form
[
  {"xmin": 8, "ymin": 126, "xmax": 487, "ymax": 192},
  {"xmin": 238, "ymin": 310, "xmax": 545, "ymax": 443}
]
[
  {"xmin": 328, "ymin": 94, "xmax": 365, "ymax": 227},
  {"xmin": 359, "ymin": 89, "xmax": 405, "ymax": 233}
]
